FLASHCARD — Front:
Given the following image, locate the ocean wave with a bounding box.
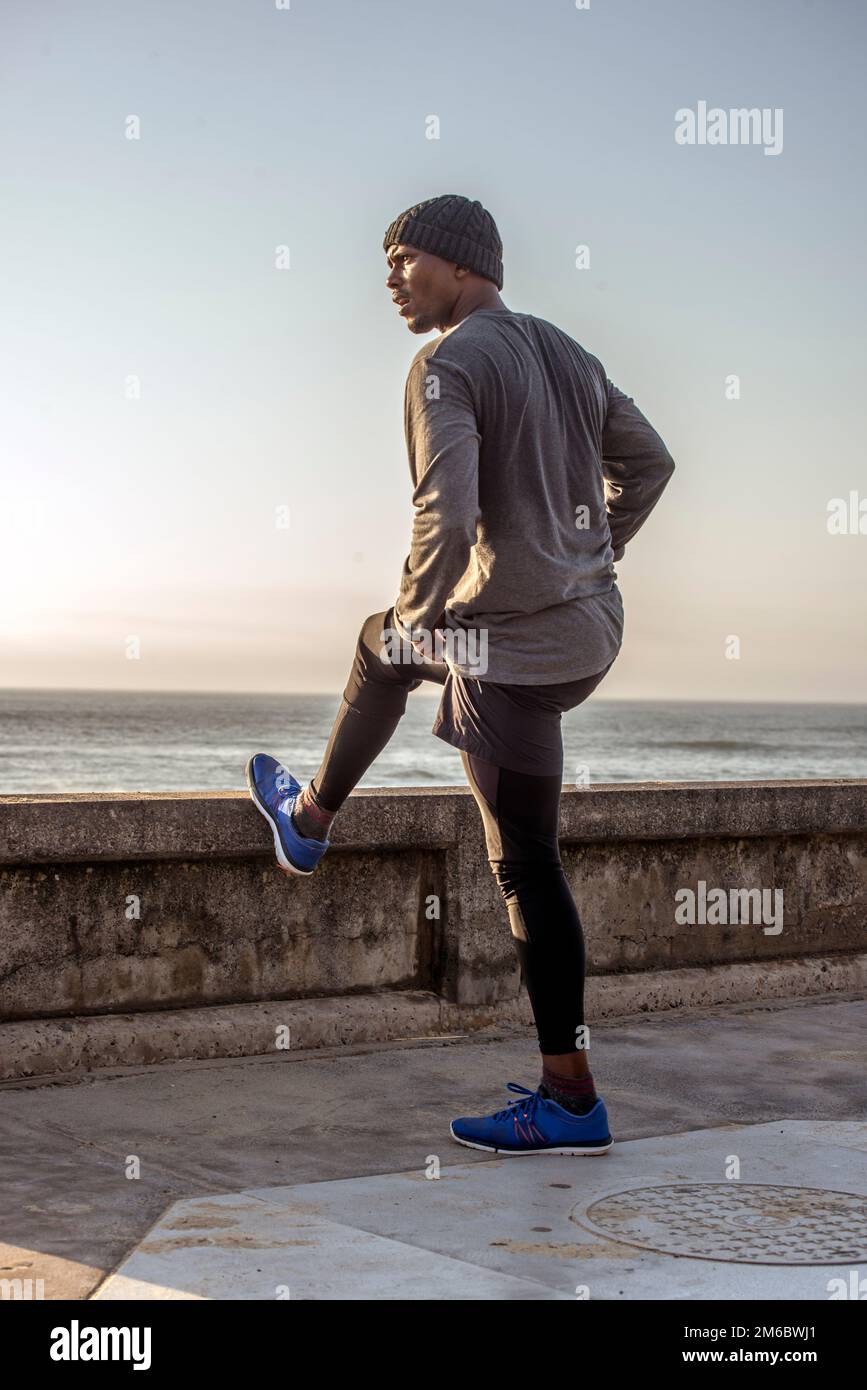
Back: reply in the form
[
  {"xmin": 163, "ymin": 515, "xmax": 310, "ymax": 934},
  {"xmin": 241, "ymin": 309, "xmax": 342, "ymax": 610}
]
[{"xmin": 650, "ymin": 740, "xmax": 776, "ymax": 752}]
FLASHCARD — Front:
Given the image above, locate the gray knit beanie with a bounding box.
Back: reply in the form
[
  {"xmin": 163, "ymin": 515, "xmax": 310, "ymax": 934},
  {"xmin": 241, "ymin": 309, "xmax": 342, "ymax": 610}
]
[{"xmin": 383, "ymin": 194, "xmax": 503, "ymax": 290}]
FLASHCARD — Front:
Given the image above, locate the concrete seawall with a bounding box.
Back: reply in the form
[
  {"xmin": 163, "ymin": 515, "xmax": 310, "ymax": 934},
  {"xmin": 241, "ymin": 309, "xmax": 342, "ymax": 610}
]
[{"xmin": 1, "ymin": 780, "xmax": 866, "ymax": 1079}]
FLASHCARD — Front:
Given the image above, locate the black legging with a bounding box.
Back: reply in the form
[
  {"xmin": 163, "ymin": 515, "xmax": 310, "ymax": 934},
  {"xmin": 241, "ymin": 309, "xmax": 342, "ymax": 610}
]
[
  {"xmin": 312, "ymin": 610, "xmax": 590, "ymax": 1055},
  {"xmin": 457, "ymin": 753, "xmax": 586, "ymax": 1055}
]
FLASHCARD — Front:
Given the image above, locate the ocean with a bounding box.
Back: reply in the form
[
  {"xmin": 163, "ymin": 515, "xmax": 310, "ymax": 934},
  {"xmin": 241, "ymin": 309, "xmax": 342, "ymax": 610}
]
[{"xmin": 0, "ymin": 689, "xmax": 864, "ymax": 794}]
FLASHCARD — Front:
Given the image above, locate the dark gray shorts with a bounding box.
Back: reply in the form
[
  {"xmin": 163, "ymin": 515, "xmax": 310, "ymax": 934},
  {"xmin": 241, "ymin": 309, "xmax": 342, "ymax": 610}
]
[
  {"xmin": 429, "ymin": 664, "xmax": 611, "ymax": 777},
  {"xmin": 348, "ymin": 608, "xmax": 613, "ymax": 779}
]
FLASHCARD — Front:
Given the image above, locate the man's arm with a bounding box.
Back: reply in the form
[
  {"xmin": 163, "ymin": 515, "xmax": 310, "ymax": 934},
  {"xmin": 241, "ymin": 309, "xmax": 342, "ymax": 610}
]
[
  {"xmin": 393, "ymin": 357, "xmax": 481, "ymax": 644},
  {"xmin": 601, "ymin": 379, "xmax": 676, "ymax": 560}
]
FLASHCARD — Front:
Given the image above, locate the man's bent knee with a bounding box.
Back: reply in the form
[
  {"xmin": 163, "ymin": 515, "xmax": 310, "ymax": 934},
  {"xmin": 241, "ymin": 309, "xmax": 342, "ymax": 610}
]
[{"xmin": 352, "ymin": 609, "xmax": 423, "ymax": 691}]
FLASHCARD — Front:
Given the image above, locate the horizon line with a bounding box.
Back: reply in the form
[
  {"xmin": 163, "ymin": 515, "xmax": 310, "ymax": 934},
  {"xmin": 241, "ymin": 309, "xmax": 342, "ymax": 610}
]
[{"xmin": 0, "ymin": 686, "xmax": 864, "ymax": 708}]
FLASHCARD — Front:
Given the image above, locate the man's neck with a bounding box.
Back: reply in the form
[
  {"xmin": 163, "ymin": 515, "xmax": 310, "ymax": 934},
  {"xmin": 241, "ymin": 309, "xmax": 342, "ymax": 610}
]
[{"xmin": 439, "ymin": 289, "xmax": 508, "ymax": 332}]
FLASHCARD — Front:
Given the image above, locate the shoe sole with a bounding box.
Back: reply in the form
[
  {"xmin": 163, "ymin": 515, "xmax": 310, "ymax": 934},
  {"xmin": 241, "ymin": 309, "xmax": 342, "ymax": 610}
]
[
  {"xmin": 449, "ymin": 1127, "xmax": 613, "ymax": 1156},
  {"xmin": 245, "ymin": 759, "xmax": 314, "ymax": 877}
]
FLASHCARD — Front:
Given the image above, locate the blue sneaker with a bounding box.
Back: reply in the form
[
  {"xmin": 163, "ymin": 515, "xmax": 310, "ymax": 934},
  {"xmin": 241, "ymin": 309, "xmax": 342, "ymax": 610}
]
[
  {"xmin": 450, "ymin": 1082, "xmax": 613, "ymax": 1156},
  {"xmin": 245, "ymin": 753, "xmax": 330, "ymax": 876}
]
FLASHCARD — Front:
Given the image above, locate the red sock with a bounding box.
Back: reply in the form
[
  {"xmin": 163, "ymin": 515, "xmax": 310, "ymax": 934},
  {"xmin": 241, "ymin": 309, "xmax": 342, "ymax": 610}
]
[
  {"xmin": 291, "ymin": 780, "xmax": 336, "ymax": 841},
  {"xmin": 540, "ymin": 1064, "xmax": 598, "ymax": 1115}
]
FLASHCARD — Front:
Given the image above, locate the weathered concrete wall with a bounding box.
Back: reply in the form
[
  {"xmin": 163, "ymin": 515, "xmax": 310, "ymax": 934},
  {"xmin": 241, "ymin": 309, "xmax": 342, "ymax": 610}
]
[
  {"xmin": 0, "ymin": 850, "xmax": 446, "ymax": 1020},
  {"xmin": 1, "ymin": 781, "xmax": 865, "ymax": 1031}
]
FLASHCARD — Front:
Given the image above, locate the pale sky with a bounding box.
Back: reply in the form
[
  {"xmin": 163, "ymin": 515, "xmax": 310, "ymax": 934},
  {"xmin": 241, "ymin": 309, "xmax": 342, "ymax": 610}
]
[{"xmin": 2, "ymin": 0, "xmax": 865, "ymax": 700}]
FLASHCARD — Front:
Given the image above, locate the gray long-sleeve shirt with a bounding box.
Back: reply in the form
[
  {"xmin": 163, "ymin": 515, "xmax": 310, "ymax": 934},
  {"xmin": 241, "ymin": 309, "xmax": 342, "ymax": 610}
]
[{"xmin": 393, "ymin": 308, "xmax": 675, "ymax": 684}]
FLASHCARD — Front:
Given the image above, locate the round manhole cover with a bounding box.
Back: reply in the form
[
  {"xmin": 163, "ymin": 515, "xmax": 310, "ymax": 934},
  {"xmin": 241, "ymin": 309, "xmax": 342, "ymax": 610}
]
[{"xmin": 571, "ymin": 1183, "xmax": 867, "ymax": 1265}]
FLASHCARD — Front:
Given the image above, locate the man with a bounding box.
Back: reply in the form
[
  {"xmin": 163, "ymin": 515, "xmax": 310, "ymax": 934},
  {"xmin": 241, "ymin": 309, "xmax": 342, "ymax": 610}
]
[{"xmin": 247, "ymin": 194, "xmax": 675, "ymax": 1156}]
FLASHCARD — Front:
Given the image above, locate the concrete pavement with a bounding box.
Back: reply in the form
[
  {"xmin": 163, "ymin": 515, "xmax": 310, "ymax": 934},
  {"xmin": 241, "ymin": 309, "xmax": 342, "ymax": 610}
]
[{"xmin": 1, "ymin": 993, "xmax": 866, "ymax": 1300}]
